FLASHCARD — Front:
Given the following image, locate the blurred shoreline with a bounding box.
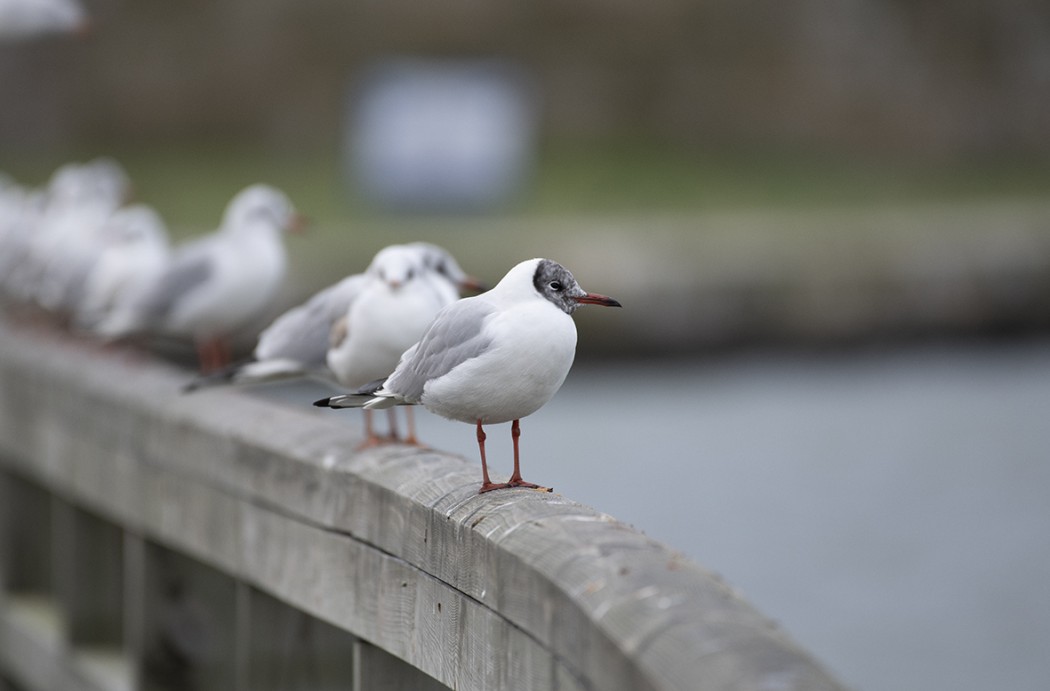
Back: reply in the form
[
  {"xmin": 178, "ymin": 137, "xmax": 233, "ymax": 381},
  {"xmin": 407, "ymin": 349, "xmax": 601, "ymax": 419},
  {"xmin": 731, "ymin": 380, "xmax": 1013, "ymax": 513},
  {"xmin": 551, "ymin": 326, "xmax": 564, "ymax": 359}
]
[{"xmin": 274, "ymin": 198, "xmax": 1050, "ymax": 357}]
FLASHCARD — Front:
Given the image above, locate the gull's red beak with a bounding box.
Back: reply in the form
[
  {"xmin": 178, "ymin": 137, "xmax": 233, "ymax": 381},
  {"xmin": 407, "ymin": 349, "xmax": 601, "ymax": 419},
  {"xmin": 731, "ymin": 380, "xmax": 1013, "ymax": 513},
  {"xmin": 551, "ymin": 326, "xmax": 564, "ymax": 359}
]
[
  {"xmin": 287, "ymin": 212, "xmax": 310, "ymax": 235},
  {"xmin": 575, "ymin": 292, "xmax": 622, "ymax": 308},
  {"xmin": 459, "ymin": 276, "xmax": 489, "ymax": 294},
  {"xmin": 73, "ymin": 19, "xmax": 94, "ymax": 38}
]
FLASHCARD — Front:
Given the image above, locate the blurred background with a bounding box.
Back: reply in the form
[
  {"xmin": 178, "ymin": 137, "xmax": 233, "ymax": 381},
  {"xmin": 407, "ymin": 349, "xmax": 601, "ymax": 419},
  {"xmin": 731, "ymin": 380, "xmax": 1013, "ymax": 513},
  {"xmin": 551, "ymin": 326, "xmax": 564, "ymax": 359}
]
[{"xmin": 2, "ymin": 1, "xmax": 1050, "ymax": 690}]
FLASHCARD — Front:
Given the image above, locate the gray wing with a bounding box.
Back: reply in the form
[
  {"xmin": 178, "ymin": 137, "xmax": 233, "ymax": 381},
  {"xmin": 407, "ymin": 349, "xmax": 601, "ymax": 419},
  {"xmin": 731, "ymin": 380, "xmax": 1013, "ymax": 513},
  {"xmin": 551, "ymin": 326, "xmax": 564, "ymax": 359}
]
[
  {"xmin": 135, "ymin": 246, "xmax": 213, "ymax": 325},
  {"xmin": 254, "ymin": 274, "xmax": 366, "ymax": 365},
  {"xmin": 385, "ymin": 297, "xmax": 495, "ymax": 402}
]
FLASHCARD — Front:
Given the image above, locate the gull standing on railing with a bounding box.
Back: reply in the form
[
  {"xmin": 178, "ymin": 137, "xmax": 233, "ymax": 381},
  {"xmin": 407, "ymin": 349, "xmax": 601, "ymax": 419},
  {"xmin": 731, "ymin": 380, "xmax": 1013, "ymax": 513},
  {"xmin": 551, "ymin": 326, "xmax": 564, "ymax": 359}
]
[
  {"xmin": 315, "ymin": 258, "xmax": 620, "ymax": 492},
  {"xmin": 13, "ymin": 159, "xmax": 131, "ymax": 311},
  {"xmin": 324, "ymin": 243, "xmax": 485, "ymax": 446},
  {"xmin": 94, "ymin": 184, "xmax": 305, "ymax": 372},
  {"xmin": 72, "ymin": 204, "xmax": 171, "ymax": 331}
]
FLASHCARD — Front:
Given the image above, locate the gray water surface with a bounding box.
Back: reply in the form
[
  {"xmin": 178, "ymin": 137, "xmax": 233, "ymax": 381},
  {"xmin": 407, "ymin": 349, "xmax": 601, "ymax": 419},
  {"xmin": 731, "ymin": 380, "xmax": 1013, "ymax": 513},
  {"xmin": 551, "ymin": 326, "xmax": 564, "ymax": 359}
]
[{"xmin": 267, "ymin": 340, "xmax": 1050, "ymax": 691}]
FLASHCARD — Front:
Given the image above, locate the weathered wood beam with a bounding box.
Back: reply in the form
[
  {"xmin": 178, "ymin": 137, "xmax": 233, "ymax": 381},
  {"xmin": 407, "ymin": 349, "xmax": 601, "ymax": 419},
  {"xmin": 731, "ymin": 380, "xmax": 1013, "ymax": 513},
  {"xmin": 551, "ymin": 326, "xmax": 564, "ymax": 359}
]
[{"xmin": 0, "ymin": 319, "xmax": 845, "ymax": 691}]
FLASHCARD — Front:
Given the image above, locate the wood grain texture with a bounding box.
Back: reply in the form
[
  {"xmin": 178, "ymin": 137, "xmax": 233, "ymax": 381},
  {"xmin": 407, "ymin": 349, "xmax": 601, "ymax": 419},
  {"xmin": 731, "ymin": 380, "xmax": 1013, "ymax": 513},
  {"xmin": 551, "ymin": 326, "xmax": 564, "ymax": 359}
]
[{"xmin": 0, "ymin": 319, "xmax": 846, "ymax": 691}]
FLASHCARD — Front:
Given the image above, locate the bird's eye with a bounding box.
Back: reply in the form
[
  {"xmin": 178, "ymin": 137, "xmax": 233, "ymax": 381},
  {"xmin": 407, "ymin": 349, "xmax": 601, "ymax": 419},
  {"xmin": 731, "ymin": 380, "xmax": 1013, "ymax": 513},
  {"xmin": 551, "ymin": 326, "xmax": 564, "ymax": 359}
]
[
  {"xmin": 549, "ymin": 281, "xmax": 563, "ymax": 291},
  {"xmin": 406, "ymin": 269, "xmax": 415, "ymax": 280}
]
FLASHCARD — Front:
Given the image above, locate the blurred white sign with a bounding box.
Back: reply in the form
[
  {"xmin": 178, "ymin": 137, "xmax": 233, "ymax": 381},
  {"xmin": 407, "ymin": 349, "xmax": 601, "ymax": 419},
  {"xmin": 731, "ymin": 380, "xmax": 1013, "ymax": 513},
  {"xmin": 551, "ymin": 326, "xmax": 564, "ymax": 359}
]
[{"xmin": 347, "ymin": 59, "xmax": 535, "ymax": 212}]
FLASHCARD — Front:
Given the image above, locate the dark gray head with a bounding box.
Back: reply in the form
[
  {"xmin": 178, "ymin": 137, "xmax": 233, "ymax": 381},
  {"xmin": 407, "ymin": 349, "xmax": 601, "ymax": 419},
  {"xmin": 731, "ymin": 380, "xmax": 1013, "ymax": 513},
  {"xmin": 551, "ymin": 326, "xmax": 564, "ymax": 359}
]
[{"xmin": 532, "ymin": 259, "xmax": 621, "ymax": 314}]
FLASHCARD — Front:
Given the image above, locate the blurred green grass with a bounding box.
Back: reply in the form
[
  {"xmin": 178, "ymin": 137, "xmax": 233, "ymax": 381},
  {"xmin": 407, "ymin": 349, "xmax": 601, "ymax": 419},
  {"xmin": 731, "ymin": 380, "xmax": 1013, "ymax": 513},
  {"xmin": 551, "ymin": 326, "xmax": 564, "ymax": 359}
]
[{"xmin": 7, "ymin": 140, "xmax": 1050, "ymax": 226}]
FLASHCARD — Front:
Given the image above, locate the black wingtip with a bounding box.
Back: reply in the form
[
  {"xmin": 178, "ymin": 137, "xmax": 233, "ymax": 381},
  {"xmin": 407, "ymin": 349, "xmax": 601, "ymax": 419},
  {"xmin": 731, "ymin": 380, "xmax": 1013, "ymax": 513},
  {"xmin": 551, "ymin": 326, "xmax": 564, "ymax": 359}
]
[{"xmin": 313, "ymin": 397, "xmax": 333, "ymax": 408}]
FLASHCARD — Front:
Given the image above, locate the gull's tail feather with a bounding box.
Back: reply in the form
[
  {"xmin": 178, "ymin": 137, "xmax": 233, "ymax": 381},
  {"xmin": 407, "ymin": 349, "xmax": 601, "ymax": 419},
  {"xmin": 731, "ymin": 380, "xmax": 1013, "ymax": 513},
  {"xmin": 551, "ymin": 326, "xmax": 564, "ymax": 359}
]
[
  {"xmin": 315, "ymin": 374, "xmax": 403, "ymax": 410},
  {"xmin": 314, "ymin": 387, "xmax": 402, "ymax": 410},
  {"xmin": 313, "ymin": 393, "xmax": 371, "ymax": 409}
]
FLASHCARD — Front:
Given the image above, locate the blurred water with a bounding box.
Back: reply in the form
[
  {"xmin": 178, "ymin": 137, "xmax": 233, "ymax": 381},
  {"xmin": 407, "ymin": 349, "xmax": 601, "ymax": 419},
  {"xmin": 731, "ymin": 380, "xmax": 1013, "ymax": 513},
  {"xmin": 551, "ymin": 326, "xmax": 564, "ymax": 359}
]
[{"xmin": 268, "ymin": 339, "xmax": 1050, "ymax": 691}]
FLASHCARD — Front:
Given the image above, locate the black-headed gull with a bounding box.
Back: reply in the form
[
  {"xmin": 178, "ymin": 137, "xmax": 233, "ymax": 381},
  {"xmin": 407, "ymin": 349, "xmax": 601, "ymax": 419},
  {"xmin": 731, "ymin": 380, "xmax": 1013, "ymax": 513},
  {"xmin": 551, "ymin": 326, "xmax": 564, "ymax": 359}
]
[
  {"xmin": 315, "ymin": 258, "xmax": 620, "ymax": 492},
  {"xmin": 95, "ymin": 184, "xmax": 304, "ymax": 371}
]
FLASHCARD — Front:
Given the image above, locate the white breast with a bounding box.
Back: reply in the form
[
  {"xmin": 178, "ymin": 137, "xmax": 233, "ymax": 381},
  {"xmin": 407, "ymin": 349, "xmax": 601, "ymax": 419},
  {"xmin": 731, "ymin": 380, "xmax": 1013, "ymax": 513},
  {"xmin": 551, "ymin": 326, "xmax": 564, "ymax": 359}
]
[
  {"xmin": 328, "ymin": 277, "xmax": 450, "ymax": 388},
  {"xmin": 165, "ymin": 232, "xmax": 286, "ymax": 338},
  {"xmin": 421, "ymin": 300, "xmax": 578, "ymax": 424}
]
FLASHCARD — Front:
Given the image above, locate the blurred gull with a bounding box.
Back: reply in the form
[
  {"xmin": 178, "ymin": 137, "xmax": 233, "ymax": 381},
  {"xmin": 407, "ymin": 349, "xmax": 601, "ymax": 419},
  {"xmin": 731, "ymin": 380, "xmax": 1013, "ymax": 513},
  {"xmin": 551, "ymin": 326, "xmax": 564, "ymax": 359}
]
[
  {"xmin": 16, "ymin": 158, "xmax": 131, "ymax": 311},
  {"xmin": 96, "ymin": 184, "xmax": 304, "ymax": 371},
  {"xmin": 73, "ymin": 204, "xmax": 170, "ymax": 331},
  {"xmin": 0, "ymin": 0, "xmax": 89, "ymax": 41},
  {"xmin": 43, "ymin": 158, "xmax": 130, "ymax": 210},
  {"xmin": 315, "ymin": 258, "xmax": 620, "ymax": 492},
  {"xmin": 0, "ymin": 175, "xmax": 40, "ymax": 298}
]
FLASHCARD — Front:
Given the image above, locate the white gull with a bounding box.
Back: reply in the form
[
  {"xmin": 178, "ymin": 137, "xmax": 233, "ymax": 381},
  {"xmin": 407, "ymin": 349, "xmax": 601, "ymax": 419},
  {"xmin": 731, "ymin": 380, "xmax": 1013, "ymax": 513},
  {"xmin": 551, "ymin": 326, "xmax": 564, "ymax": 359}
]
[
  {"xmin": 96, "ymin": 184, "xmax": 303, "ymax": 371},
  {"xmin": 324, "ymin": 243, "xmax": 484, "ymax": 445},
  {"xmin": 73, "ymin": 204, "xmax": 170, "ymax": 331}
]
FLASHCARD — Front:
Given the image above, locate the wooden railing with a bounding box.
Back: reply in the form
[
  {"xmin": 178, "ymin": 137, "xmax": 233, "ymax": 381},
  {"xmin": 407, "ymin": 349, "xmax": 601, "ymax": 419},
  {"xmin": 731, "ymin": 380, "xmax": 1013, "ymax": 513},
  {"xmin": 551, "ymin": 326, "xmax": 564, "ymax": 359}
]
[{"xmin": 0, "ymin": 318, "xmax": 845, "ymax": 691}]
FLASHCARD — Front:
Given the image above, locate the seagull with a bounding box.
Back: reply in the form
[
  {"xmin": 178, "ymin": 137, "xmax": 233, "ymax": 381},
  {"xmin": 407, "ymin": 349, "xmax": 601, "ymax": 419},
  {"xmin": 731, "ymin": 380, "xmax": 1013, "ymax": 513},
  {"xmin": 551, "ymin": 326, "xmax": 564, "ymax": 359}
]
[
  {"xmin": 95, "ymin": 184, "xmax": 304, "ymax": 371},
  {"xmin": 0, "ymin": 176, "xmax": 39, "ymax": 299},
  {"xmin": 13, "ymin": 158, "xmax": 131, "ymax": 310},
  {"xmin": 0, "ymin": 0, "xmax": 89, "ymax": 41},
  {"xmin": 314, "ymin": 258, "xmax": 621, "ymax": 492},
  {"xmin": 73, "ymin": 204, "xmax": 170, "ymax": 331},
  {"xmin": 324, "ymin": 243, "xmax": 484, "ymax": 445}
]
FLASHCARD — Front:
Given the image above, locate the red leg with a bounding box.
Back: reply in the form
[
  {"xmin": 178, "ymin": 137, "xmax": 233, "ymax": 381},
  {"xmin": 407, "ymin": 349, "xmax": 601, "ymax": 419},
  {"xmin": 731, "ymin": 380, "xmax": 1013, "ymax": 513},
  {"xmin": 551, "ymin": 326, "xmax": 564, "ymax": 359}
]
[
  {"xmin": 402, "ymin": 407, "xmax": 420, "ymax": 446},
  {"xmin": 356, "ymin": 409, "xmax": 384, "ymax": 449},
  {"xmin": 213, "ymin": 337, "xmax": 231, "ymax": 369},
  {"xmin": 196, "ymin": 337, "xmax": 217, "ymax": 373},
  {"xmin": 507, "ymin": 419, "xmax": 550, "ymax": 491},
  {"xmin": 196, "ymin": 336, "xmax": 232, "ymax": 373},
  {"xmin": 386, "ymin": 408, "xmax": 400, "ymax": 441},
  {"xmin": 478, "ymin": 420, "xmax": 508, "ymax": 493},
  {"xmin": 356, "ymin": 408, "xmax": 419, "ymax": 450}
]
